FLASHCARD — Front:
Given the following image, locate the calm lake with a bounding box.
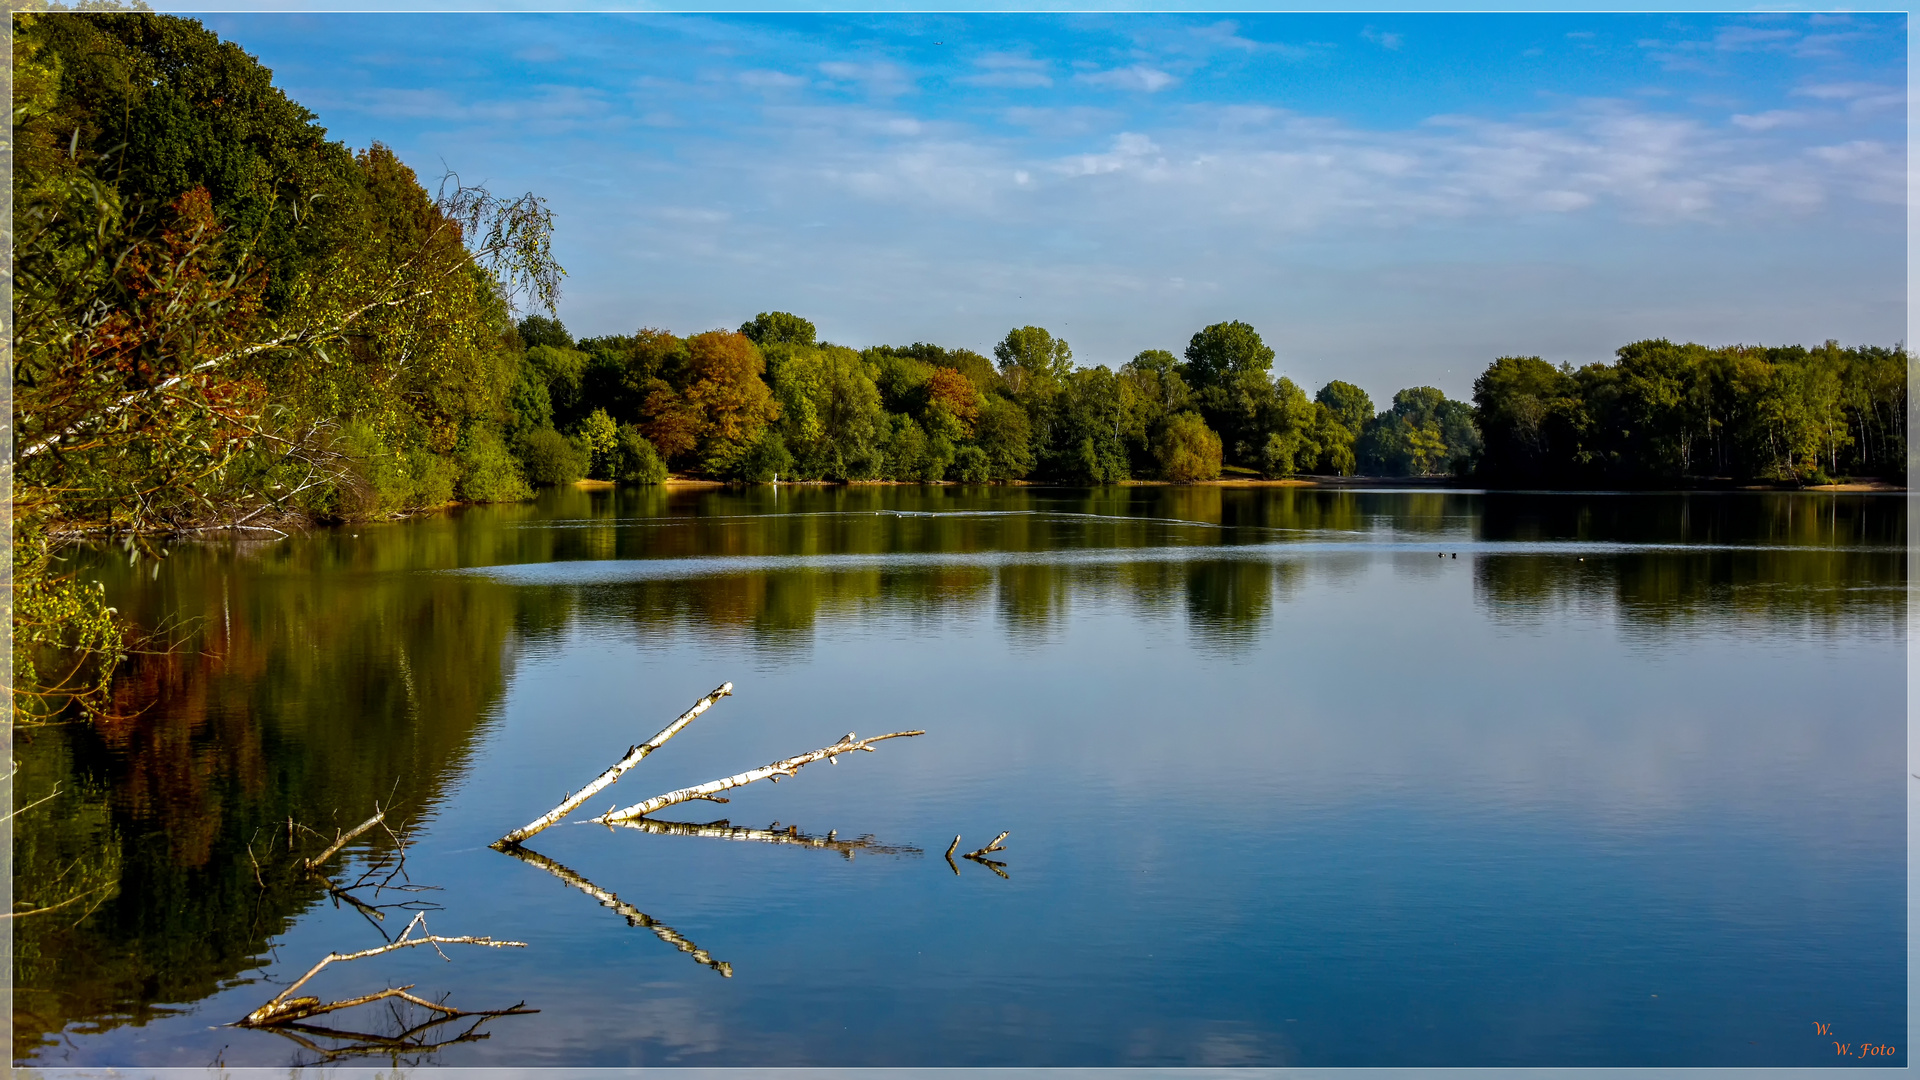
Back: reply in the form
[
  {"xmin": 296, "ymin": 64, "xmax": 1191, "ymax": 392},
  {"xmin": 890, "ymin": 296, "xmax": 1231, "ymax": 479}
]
[{"xmin": 13, "ymin": 486, "xmax": 1906, "ymax": 1068}]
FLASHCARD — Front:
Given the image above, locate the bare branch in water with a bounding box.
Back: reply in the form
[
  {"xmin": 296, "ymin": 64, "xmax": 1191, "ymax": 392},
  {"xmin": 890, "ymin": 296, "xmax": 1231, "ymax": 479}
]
[
  {"xmin": 591, "ymin": 729, "xmax": 925, "ymax": 824},
  {"xmin": 949, "ymin": 831, "xmax": 1012, "ymax": 878},
  {"xmin": 494, "ymin": 683, "xmax": 733, "ymax": 848},
  {"xmin": 304, "ymin": 810, "xmax": 386, "ymax": 870},
  {"xmin": 237, "ymin": 912, "xmax": 528, "ymax": 1027}
]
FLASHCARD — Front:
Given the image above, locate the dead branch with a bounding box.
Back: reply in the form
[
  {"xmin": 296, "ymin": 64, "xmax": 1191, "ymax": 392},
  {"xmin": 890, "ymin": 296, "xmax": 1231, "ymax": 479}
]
[
  {"xmin": 602, "ymin": 816, "xmax": 920, "ymax": 860},
  {"xmin": 305, "ymin": 810, "xmax": 386, "ymax": 870},
  {"xmin": 947, "ymin": 831, "xmax": 1011, "ymax": 878},
  {"xmin": 497, "ymin": 844, "xmax": 732, "ymax": 976},
  {"xmin": 591, "ymin": 729, "xmax": 925, "ymax": 824},
  {"xmin": 238, "ymin": 912, "xmax": 528, "ymax": 1027},
  {"xmin": 966, "ymin": 831, "xmax": 1010, "ymax": 860},
  {"xmin": 493, "ymin": 682, "xmax": 733, "ymax": 848}
]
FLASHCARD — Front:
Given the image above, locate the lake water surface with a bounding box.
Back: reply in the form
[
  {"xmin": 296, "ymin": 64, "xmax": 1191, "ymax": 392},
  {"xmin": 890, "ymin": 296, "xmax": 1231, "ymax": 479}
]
[{"xmin": 13, "ymin": 486, "xmax": 1906, "ymax": 1068}]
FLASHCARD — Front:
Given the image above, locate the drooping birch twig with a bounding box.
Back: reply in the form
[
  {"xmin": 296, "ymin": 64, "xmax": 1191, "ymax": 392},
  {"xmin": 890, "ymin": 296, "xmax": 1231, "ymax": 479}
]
[
  {"xmin": 493, "ymin": 683, "xmax": 733, "ymax": 849},
  {"xmin": 238, "ymin": 912, "xmax": 529, "ymax": 1027},
  {"xmin": 602, "ymin": 817, "xmax": 920, "ymax": 860},
  {"xmin": 589, "ymin": 730, "xmax": 925, "ymax": 824},
  {"xmin": 497, "ymin": 844, "xmax": 732, "ymax": 976}
]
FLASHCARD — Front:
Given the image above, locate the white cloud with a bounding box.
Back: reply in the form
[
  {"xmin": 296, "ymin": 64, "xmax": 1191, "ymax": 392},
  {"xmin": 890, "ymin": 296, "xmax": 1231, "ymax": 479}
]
[
  {"xmin": 1731, "ymin": 110, "xmax": 1807, "ymax": 131},
  {"xmin": 960, "ymin": 70, "xmax": 1052, "ymax": 89},
  {"xmin": 961, "ymin": 53, "xmax": 1052, "ymax": 89},
  {"xmin": 738, "ymin": 69, "xmax": 806, "ymax": 91},
  {"xmin": 1056, "ymin": 131, "xmax": 1164, "ymax": 177},
  {"xmin": 1792, "ymin": 82, "xmax": 1903, "ymax": 112},
  {"xmin": 1805, "ymin": 140, "xmax": 1902, "ymax": 204},
  {"xmin": 1361, "ymin": 27, "xmax": 1405, "ymax": 51},
  {"xmin": 818, "ymin": 59, "xmax": 914, "ymax": 96},
  {"xmin": 1191, "ymin": 21, "xmax": 1261, "ymax": 53},
  {"xmin": 1075, "ymin": 65, "xmax": 1177, "ymax": 93}
]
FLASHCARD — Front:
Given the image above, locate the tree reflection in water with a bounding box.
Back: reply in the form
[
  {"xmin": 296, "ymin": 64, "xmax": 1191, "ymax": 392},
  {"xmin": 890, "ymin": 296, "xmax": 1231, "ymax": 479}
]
[{"xmin": 12, "ymin": 486, "xmax": 1902, "ymax": 1063}]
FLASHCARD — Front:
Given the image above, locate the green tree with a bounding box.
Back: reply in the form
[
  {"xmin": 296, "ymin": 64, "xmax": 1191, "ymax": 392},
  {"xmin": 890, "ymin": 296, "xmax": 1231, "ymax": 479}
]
[
  {"xmin": 975, "ymin": 397, "xmax": 1035, "ymax": 481},
  {"xmin": 993, "ymin": 326, "xmax": 1074, "ymax": 394},
  {"xmin": 615, "ymin": 425, "xmax": 669, "ymax": 484},
  {"xmin": 1182, "ymin": 320, "xmax": 1274, "ymax": 394},
  {"xmin": 1155, "ymin": 412, "xmax": 1223, "ymax": 482},
  {"xmin": 739, "ymin": 311, "xmax": 817, "ymax": 347},
  {"xmin": 577, "ymin": 408, "xmax": 622, "ymax": 479}
]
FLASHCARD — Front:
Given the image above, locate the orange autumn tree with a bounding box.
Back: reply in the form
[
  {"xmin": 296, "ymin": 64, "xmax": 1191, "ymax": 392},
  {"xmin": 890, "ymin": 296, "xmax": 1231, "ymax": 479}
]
[
  {"xmin": 925, "ymin": 366, "xmax": 982, "ymax": 438},
  {"xmin": 681, "ymin": 331, "xmax": 782, "ymax": 475}
]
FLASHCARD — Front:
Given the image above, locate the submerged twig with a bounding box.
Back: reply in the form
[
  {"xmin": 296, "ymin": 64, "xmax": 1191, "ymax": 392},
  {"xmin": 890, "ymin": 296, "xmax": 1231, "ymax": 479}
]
[
  {"xmin": 497, "ymin": 844, "xmax": 732, "ymax": 976},
  {"xmin": 494, "ymin": 682, "xmax": 733, "ymax": 848},
  {"xmin": 590, "ymin": 729, "xmax": 925, "ymax": 824}
]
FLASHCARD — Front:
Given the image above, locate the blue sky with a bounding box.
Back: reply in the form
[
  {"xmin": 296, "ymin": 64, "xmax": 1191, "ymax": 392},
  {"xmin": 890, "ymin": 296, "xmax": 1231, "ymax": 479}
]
[{"xmin": 188, "ymin": 12, "xmax": 1903, "ymax": 401}]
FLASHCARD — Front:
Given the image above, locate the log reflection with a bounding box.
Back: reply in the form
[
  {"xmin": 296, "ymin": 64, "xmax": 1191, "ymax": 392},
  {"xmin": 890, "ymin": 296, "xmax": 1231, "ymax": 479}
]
[
  {"xmin": 499, "ymin": 844, "xmax": 733, "ymax": 976},
  {"xmin": 601, "ymin": 816, "xmax": 922, "ymax": 860},
  {"xmin": 253, "ymin": 1006, "xmax": 523, "ymax": 1067}
]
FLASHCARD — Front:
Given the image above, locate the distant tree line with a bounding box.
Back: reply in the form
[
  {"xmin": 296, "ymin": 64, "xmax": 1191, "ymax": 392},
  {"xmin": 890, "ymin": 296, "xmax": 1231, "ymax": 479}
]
[
  {"xmin": 506, "ymin": 312, "xmax": 1487, "ymax": 487},
  {"xmin": 1473, "ymin": 341, "xmax": 1906, "ymax": 486}
]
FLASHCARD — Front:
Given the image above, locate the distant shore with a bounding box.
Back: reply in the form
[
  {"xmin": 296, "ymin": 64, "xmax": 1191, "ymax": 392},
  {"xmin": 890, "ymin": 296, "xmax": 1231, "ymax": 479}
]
[{"xmin": 599, "ymin": 476, "xmax": 1904, "ymax": 493}]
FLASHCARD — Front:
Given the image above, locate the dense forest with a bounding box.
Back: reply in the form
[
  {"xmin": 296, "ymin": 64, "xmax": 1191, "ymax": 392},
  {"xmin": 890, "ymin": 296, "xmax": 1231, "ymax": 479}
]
[{"xmin": 9, "ymin": 11, "xmax": 1907, "ymax": 719}]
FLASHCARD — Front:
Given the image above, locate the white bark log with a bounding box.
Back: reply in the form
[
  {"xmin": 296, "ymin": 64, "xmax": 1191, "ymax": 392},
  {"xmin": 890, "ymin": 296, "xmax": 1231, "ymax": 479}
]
[
  {"xmin": 590, "ymin": 730, "xmax": 924, "ymax": 824},
  {"xmin": 498, "ymin": 844, "xmax": 731, "ymax": 976},
  {"xmin": 493, "ymin": 682, "xmax": 732, "ymax": 848}
]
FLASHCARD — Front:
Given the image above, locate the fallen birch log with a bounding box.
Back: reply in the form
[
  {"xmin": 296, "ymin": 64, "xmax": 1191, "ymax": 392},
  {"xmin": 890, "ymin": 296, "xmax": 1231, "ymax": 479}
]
[
  {"xmin": 238, "ymin": 912, "xmax": 528, "ymax": 1027},
  {"xmin": 493, "ymin": 682, "xmax": 732, "ymax": 848},
  {"xmin": 602, "ymin": 816, "xmax": 919, "ymax": 860},
  {"xmin": 589, "ymin": 730, "xmax": 925, "ymax": 824},
  {"xmin": 498, "ymin": 843, "xmax": 732, "ymax": 976}
]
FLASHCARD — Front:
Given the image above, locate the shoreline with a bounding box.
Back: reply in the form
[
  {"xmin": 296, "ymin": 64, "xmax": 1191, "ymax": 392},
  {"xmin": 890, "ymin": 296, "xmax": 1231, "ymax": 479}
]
[{"xmin": 613, "ymin": 476, "xmax": 1906, "ymax": 493}]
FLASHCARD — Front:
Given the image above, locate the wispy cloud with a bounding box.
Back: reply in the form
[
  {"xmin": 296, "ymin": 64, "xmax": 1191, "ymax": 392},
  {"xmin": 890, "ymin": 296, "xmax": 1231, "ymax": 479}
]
[
  {"xmin": 818, "ymin": 59, "xmax": 915, "ymax": 97},
  {"xmin": 1730, "ymin": 109, "xmax": 1806, "ymax": 131},
  {"xmin": 960, "ymin": 52, "xmax": 1052, "ymax": 89},
  {"xmin": 1792, "ymin": 81, "xmax": 1903, "ymax": 111},
  {"xmin": 1075, "ymin": 65, "xmax": 1177, "ymax": 93},
  {"xmin": 1361, "ymin": 26, "xmax": 1404, "ymax": 51},
  {"xmin": 739, "ymin": 69, "xmax": 806, "ymax": 91}
]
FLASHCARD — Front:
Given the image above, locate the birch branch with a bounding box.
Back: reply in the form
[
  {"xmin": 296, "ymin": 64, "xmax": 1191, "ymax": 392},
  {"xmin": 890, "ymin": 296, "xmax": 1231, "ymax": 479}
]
[
  {"xmin": 493, "ymin": 682, "xmax": 732, "ymax": 848},
  {"xmin": 497, "ymin": 844, "xmax": 732, "ymax": 977},
  {"xmin": 601, "ymin": 817, "xmax": 920, "ymax": 860},
  {"xmin": 590, "ymin": 730, "xmax": 925, "ymax": 824},
  {"xmin": 304, "ymin": 810, "xmax": 386, "ymax": 870},
  {"xmin": 948, "ymin": 831, "xmax": 1012, "ymax": 878},
  {"xmin": 239, "ymin": 912, "xmax": 527, "ymax": 1027},
  {"xmin": 965, "ymin": 831, "xmax": 1010, "ymax": 860}
]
